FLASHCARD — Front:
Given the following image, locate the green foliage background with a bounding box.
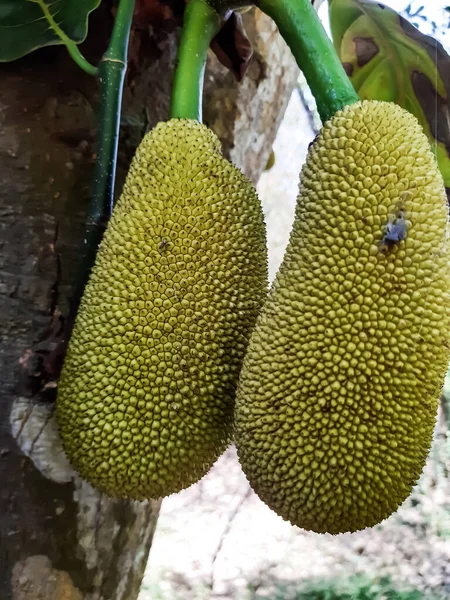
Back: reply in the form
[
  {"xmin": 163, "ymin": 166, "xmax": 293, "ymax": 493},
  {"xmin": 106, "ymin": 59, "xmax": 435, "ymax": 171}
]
[
  {"xmin": 0, "ymin": 0, "xmax": 101, "ymax": 62},
  {"xmin": 329, "ymin": 0, "xmax": 450, "ymax": 189}
]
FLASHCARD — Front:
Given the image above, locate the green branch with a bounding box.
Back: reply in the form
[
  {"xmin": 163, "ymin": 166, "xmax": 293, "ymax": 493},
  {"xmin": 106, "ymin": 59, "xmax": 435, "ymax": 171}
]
[
  {"xmin": 70, "ymin": 0, "xmax": 135, "ymax": 317},
  {"xmin": 170, "ymin": 0, "xmax": 221, "ymax": 121},
  {"xmin": 33, "ymin": 0, "xmax": 98, "ymax": 75},
  {"xmin": 257, "ymin": 0, "xmax": 358, "ymax": 122}
]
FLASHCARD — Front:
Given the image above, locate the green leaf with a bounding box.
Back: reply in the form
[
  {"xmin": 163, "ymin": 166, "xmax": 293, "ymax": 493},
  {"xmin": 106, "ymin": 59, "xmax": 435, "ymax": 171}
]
[
  {"xmin": 0, "ymin": 0, "xmax": 101, "ymax": 62},
  {"xmin": 329, "ymin": 0, "xmax": 450, "ymax": 189}
]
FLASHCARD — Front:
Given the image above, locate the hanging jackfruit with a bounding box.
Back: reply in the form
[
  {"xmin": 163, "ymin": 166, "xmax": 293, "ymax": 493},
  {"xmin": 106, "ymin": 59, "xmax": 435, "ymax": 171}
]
[
  {"xmin": 57, "ymin": 119, "xmax": 267, "ymax": 499},
  {"xmin": 235, "ymin": 100, "xmax": 450, "ymax": 534}
]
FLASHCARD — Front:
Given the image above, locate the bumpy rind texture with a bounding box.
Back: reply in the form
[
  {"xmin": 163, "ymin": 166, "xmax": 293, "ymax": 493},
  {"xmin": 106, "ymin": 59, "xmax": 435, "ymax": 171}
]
[
  {"xmin": 57, "ymin": 119, "xmax": 267, "ymax": 499},
  {"xmin": 235, "ymin": 100, "xmax": 450, "ymax": 534}
]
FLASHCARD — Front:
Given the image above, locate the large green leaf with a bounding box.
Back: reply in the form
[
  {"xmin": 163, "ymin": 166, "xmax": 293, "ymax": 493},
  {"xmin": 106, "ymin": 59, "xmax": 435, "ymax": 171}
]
[
  {"xmin": 329, "ymin": 0, "xmax": 450, "ymax": 189},
  {"xmin": 0, "ymin": 0, "xmax": 101, "ymax": 62}
]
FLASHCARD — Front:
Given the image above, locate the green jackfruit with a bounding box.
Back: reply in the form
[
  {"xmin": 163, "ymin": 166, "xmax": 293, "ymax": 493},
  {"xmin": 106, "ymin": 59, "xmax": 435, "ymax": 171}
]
[
  {"xmin": 57, "ymin": 119, "xmax": 267, "ymax": 499},
  {"xmin": 235, "ymin": 100, "xmax": 450, "ymax": 534}
]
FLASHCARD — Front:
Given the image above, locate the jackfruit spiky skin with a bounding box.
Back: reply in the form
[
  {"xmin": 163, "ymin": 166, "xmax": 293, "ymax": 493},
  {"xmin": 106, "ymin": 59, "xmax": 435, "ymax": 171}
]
[
  {"xmin": 234, "ymin": 100, "xmax": 450, "ymax": 534},
  {"xmin": 57, "ymin": 119, "xmax": 267, "ymax": 499}
]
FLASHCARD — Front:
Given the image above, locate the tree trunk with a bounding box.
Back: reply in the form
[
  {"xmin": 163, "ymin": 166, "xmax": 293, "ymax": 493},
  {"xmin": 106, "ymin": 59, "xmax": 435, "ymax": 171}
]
[{"xmin": 0, "ymin": 4, "xmax": 298, "ymax": 599}]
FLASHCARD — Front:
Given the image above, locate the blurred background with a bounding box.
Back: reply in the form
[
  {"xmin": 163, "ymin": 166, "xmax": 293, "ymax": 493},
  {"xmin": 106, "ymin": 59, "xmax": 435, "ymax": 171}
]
[{"xmin": 139, "ymin": 2, "xmax": 450, "ymax": 599}]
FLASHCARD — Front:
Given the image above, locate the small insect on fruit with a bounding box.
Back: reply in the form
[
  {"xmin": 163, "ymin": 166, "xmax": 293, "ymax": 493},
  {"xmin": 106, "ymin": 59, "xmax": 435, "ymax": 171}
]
[{"xmin": 381, "ymin": 209, "xmax": 408, "ymax": 247}]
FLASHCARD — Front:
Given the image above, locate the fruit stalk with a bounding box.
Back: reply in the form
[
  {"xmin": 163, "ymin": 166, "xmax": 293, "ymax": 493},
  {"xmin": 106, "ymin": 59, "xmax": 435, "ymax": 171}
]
[
  {"xmin": 256, "ymin": 0, "xmax": 358, "ymax": 122},
  {"xmin": 170, "ymin": 0, "xmax": 221, "ymax": 121},
  {"xmin": 71, "ymin": 0, "xmax": 135, "ymax": 316}
]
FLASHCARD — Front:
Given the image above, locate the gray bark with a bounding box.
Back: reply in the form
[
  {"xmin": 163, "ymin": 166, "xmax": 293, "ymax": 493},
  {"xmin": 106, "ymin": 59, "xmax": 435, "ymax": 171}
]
[{"xmin": 0, "ymin": 4, "xmax": 298, "ymax": 599}]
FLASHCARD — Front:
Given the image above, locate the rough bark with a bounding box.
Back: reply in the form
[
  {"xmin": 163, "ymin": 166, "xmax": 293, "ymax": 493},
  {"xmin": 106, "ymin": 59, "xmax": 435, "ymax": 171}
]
[{"xmin": 0, "ymin": 4, "xmax": 298, "ymax": 600}]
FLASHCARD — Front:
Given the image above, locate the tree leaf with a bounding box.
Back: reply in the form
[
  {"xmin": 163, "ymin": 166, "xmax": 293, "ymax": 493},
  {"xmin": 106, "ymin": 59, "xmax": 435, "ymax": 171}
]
[
  {"xmin": 329, "ymin": 0, "xmax": 450, "ymax": 189},
  {"xmin": 0, "ymin": 0, "xmax": 101, "ymax": 62}
]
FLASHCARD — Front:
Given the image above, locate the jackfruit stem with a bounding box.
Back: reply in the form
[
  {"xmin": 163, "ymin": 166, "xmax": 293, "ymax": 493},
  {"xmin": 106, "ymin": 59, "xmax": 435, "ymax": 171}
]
[
  {"xmin": 70, "ymin": 0, "xmax": 135, "ymax": 318},
  {"xmin": 170, "ymin": 0, "xmax": 221, "ymax": 121},
  {"xmin": 257, "ymin": 0, "xmax": 359, "ymax": 122}
]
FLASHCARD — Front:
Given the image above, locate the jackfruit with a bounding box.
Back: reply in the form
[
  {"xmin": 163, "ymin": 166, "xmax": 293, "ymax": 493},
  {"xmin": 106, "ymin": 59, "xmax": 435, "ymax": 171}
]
[
  {"xmin": 57, "ymin": 119, "xmax": 267, "ymax": 499},
  {"xmin": 234, "ymin": 100, "xmax": 450, "ymax": 534}
]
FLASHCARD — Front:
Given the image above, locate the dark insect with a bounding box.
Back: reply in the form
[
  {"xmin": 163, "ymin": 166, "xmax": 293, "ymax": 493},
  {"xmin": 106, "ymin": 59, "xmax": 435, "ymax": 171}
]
[{"xmin": 381, "ymin": 210, "xmax": 407, "ymax": 246}]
